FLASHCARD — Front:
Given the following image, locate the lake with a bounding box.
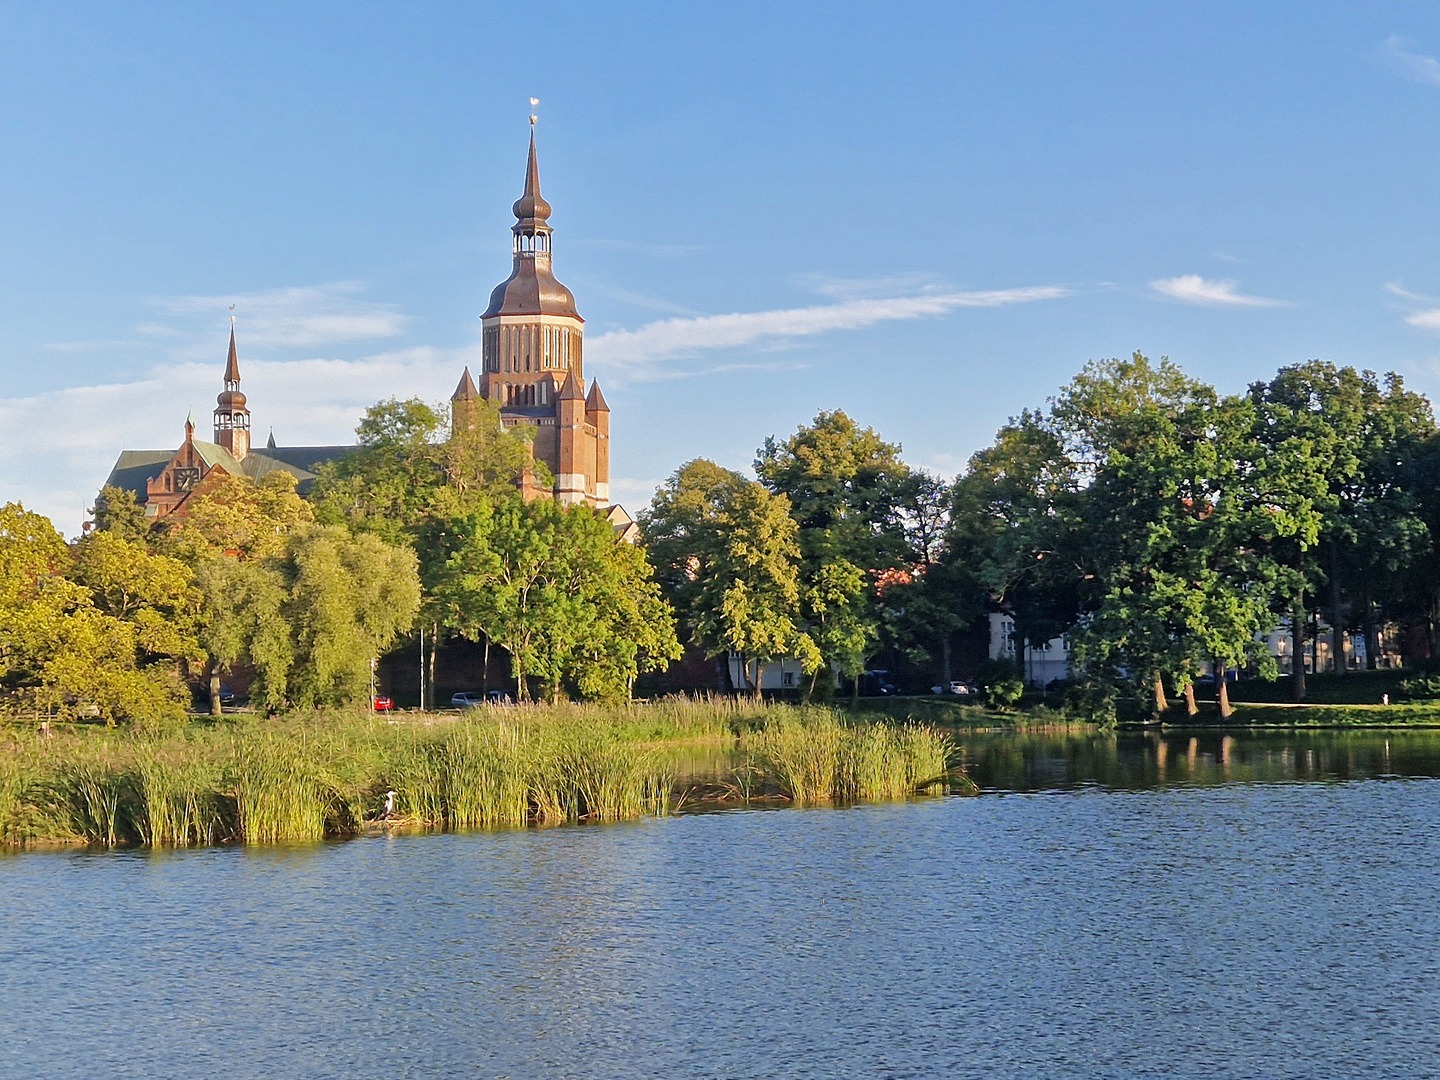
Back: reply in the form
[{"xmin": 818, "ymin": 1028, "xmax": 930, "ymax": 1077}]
[{"xmin": 4, "ymin": 728, "xmax": 1440, "ymax": 1079}]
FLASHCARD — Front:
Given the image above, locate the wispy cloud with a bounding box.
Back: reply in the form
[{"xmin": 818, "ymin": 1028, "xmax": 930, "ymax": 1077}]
[
  {"xmin": 1384, "ymin": 35, "xmax": 1440, "ymax": 87},
  {"xmin": 0, "ymin": 345, "xmax": 474, "ymax": 536},
  {"xmin": 1150, "ymin": 275, "xmax": 1287, "ymax": 308},
  {"xmin": 587, "ymin": 286, "xmax": 1068, "ymax": 377},
  {"xmin": 151, "ymin": 282, "xmax": 409, "ymax": 351}
]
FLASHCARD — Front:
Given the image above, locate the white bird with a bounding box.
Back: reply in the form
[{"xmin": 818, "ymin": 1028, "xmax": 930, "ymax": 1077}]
[{"xmin": 382, "ymin": 790, "xmax": 396, "ymax": 819}]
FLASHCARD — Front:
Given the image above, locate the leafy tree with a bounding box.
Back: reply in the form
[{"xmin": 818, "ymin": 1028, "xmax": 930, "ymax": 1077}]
[
  {"xmin": 0, "ymin": 503, "xmax": 188, "ymax": 725},
  {"xmin": 166, "ymin": 471, "xmax": 315, "ymax": 561},
  {"xmin": 70, "ymin": 529, "xmax": 201, "ymax": 667},
  {"xmin": 283, "ymin": 525, "xmax": 422, "ymax": 708},
  {"xmin": 756, "ymin": 411, "xmax": 911, "ymax": 682},
  {"xmin": 429, "ymin": 498, "xmax": 679, "ymax": 701},
  {"xmin": 643, "ymin": 460, "xmax": 820, "ymax": 698},
  {"xmin": 91, "ymin": 486, "xmax": 152, "ymax": 544},
  {"xmin": 192, "ymin": 556, "xmax": 293, "ymax": 714}
]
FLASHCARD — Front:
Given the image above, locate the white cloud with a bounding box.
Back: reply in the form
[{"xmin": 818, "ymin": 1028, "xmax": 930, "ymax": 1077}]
[
  {"xmin": 0, "ymin": 345, "xmax": 475, "ymax": 537},
  {"xmin": 1150, "ymin": 275, "xmax": 1287, "ymax": 308},
  {"xmin": 152, "ymin": 282, "xmax": 409, "ymax": 351},
  {"xmin": 1384, "ymin": 35, "xmax": 1440, "ymax": 87},
  {"xmin": 1405, "ymin": 309, "xmax": 1440, "ymax": 330},
  {"xmin": 587, "ymin": 286, "xmax": 1068, "ymax": 377}
]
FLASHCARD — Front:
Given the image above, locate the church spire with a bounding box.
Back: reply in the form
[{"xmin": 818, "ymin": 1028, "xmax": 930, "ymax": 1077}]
[
  {"xmin": 511, "ymin": 131, "xmax": 552, "ymax": 228},
  {"xmin": 224, "ymin": 324, "xmax": 241, "ymax": 389},
  {"xmin": 213, "ymin": 323, "xmax": 251, "ymax": 461}
]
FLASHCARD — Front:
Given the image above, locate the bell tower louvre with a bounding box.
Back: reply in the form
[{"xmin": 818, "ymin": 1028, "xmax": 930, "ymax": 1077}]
[{"xmin": 458, "ymin": 126, "xmax": 611, "ymax": 509}]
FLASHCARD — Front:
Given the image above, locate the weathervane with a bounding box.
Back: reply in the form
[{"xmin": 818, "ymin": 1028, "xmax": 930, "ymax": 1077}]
[
  {"xmin": 229, "ymin": 303, "xmax": 236, "ymax": 326},
  {"xmin": 529, "ymin": 97, "xmax": 539, "ymax": 126}
]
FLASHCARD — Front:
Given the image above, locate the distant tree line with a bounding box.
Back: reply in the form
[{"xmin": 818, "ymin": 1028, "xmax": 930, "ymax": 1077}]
[
  {"xmin": 642, "ymin": 354, "xmax": 1440, "ymax": 719},
  {"xmin": 6, "ymin": 352, "xmax": 1439, "ymax": 723}
]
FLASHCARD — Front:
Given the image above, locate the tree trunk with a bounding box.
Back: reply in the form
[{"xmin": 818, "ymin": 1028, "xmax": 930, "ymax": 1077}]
[
  {"xmin": 1329, "ymin": 542, "xmax": 1346, "ymax": 676},
  {"xmin": 804, "ymin": 667, "xmax": 818, "ymax": 704},
  {"xmin": 1183, "ymin": 679, "xmax": 1198, "ymax": 717},
  {"xmin": 1291, "ymin": 602, "xmax": 1307, "ymax": 702},
  {"xmin": 428, "ymin": 622, "xmax": 439, "ymax": 709},
  {"xmin": 751, "ymin": 657, "xmax": 764, "ymax": 702},
  {"xmin": 852, "ymin": 673, "xmax": 860, "ymax": 705},
  {"xmin": 1215, "ymin": 658, "xmax": 1232, "ymax": 719},
  {"xmin": 209, "ymin": 661, "xmax": 223, "ymax": 717},
  {"xmin": 941, "ymin": 636, "xmax": 952, "ymax": 686},
  {"xmin": 1362, "ymin": 585, "xmax": 1379, "ymax": 671},
  {"xmin": 1153, "ymin": 672, "xmax": 1168, "ymax": 717},
  {"xmin": 481, "ymin": 637, "xmax": 490, "ymax": 698}
]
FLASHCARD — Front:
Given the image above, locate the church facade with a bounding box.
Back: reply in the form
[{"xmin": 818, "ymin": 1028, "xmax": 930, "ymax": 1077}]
[{"xmin": 102, "ymin": 131, "xmax": 621, "ymax": 525}]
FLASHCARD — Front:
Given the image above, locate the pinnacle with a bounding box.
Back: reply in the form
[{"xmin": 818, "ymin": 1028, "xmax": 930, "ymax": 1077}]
[
  {"xmin": 224, "ymin": 325, "xmax": 241, "ymax": 385},
  {"xmin": 585, "ymin": 380, "xmax": 609, "ymax": 412},
  {"xmin": 558, "ymin": 370, "xmax": 585, "ymax": 400},
  {"xmin": 452, "ymin": 366, "xmax": 479, "ymax": 401}
]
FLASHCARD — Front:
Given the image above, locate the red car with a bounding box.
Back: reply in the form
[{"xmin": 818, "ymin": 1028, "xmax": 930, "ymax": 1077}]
[{"xmin": 373, "ymin": 696, "xmax": 394, "ymax": 712}]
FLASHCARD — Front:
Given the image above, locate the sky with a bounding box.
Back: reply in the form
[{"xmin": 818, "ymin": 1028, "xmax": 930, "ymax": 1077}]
[{"xmin": 8, "ymin": 2, "xmax": 1440, "ymax": 534}]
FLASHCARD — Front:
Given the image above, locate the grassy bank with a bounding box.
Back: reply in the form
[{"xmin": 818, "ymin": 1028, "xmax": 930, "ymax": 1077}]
[
  {"xmin": 1157, "ymin": 700, "xmax": 1440, "ymax": 727},
  {"xmin": 0, "ymin": 698, "xmax": 966, "ymax": 849}
]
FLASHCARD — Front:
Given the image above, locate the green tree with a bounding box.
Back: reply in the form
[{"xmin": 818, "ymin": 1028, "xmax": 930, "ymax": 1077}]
[
  {"xmin": 643, "ymin": 460, "xmax": 820, "ymax": 698},
  {"xmin": 0, "ymin": 503, "xmax": 188, "ymax": 725},
  {"xmin": 283, "ymin": 525, "xmax": 422, "ymax": 708},
  {"xmin": 429, "ymin": 498, "xmax": 680, "ymax": 701},
  {"xmin": 756, "ymin": 411, "xmax": 911, "ymax": 683},
  {"xmin": 91, "ymin": 485, "xmax": 152, "ymax": 544},
  {"xmin": 192, "ymin": 556, "xmax": 293, "ymax": 714}
]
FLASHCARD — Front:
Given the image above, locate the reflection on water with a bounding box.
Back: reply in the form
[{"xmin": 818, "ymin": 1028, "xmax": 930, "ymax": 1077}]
[{"xmin": 960, "ymin": 726, "xmax": 1440, "ymax": 792}]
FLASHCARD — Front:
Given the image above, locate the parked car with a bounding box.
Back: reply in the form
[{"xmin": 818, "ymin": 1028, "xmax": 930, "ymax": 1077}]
[
  {"xmin": 859, "ymin": 670, "xmax": 897, "ymax": 696},
  {"xmin": 931, "ymin": 681, "xmax": 974, "ymax": 696},
  {"xmin": 372, "ymin": 696, "xmax": 394, "ymax": 712},
  {"xmin": 451, "ymin": 692, "xmax": 485, "ymax": 708},
  {"xmin": 486, "ymin": 689, "xmax": 513, "ymax": 704}
]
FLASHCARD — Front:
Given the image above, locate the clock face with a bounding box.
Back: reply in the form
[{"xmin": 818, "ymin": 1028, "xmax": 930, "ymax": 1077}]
[{"xmin": 173, "ymin": 467, "xmax": 201, "ymax": 490}]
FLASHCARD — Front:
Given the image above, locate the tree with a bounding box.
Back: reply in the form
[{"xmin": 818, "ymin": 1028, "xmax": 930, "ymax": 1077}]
[
  {"xmin": 165, "ymin": 471, "xmax": 315, "ymax": 561},
  {"xmin": 643, "ymin": 460, "xmax": 820, "ymax": 698},
  {"xmin": 91, "ymin": 486, "xmax": 152, "ymax": 544},
  {"xmin": 192, "ymin": 556, "xmax": 293, "ymax": 714},
  {"xmin": 429, "ymin": 497, "xmax": 680, "ymax": 701},
  {"xmin": 756, "ymin": 411, "xmax": 911, "ymax": 683},
  {"xmin": 0, "ymin": 503, "xmax": 188, "ymax": 726},
  {"xmin": 283, "ymin": 525, "xmax": 422, "ymax": 708}
]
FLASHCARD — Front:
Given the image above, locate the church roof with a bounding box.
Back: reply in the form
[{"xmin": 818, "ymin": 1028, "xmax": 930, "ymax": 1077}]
[
  {"xmin": 102, "ymin": 444, "xmax": 355, "ymax": 500},
  {"xmin": 511, "ymin": 132, "xmax": 552, "ymax": 224},
  {"xmin": 452, "ymin": 367, "xmax": 479, "ymax": 401},
  {"xmin": 482, "ymin": 133, "xmax": 581, "ymax": 320},
  {"xmin": 585, "ymin": 380, "xmax": 609, "ymax": 412},
  {"xmin": 558, "ymin": 370, "xmax": 586, "ymax": 400}
]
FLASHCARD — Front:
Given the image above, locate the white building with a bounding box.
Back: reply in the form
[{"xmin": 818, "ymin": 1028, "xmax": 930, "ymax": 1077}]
[
  {"xmin": 988, "ymin": 612, "xmax": 1071, "ymax": 686},
  {"xmin": 987, "ymin": 610, "xmax": 1403, "ymax": 684}
]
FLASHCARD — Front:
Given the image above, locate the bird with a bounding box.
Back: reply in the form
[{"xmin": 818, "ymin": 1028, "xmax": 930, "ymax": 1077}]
[{"xmin": 382, "ymin": 790, "xmax": 397, "ymax": 819}]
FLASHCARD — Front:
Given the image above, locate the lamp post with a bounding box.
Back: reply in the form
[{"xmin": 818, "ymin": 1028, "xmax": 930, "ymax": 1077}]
[{"xmin": 370, "ymin": 657, "xmax": 377, "ymax": 712}]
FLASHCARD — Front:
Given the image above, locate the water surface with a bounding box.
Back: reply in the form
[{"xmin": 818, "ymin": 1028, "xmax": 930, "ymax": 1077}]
[{"xmin": 5, "ymin": 729, "xmax": 1440, "ymax": 1079}]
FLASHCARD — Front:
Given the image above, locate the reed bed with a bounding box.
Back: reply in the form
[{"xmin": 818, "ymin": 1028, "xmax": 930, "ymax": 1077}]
[
  {"xmin": 739, "ymin": 711, "xmax": 960, "ymax": 806},
  {"xmin": 0, "ymin": 697, "xmax": 970, "ymax": 849}
]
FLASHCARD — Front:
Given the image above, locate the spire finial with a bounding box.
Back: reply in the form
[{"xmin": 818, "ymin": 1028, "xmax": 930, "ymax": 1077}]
[{"xmin": 529, "ymin": 97, "xmax": 539, "ymax": 127}]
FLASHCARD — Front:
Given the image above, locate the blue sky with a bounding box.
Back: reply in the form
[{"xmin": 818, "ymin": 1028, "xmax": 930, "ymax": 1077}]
[{"xmin": 8, "ymin": 2, "xmax": 1440, "ymax": 533}]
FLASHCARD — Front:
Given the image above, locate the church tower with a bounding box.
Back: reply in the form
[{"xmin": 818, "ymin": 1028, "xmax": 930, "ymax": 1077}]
[
  {"xmin": 461, "ymin": 127, "xmax": 610, "ymax": 507},
  {"xmin": 213, "ymin": 325, "xmax": 250, "ymax": 461}
]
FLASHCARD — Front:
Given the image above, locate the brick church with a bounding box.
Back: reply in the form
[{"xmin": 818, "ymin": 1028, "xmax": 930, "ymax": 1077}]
[{"xmin": 103, "ymin": 130, "xmax": 627, "ymax": 530}]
